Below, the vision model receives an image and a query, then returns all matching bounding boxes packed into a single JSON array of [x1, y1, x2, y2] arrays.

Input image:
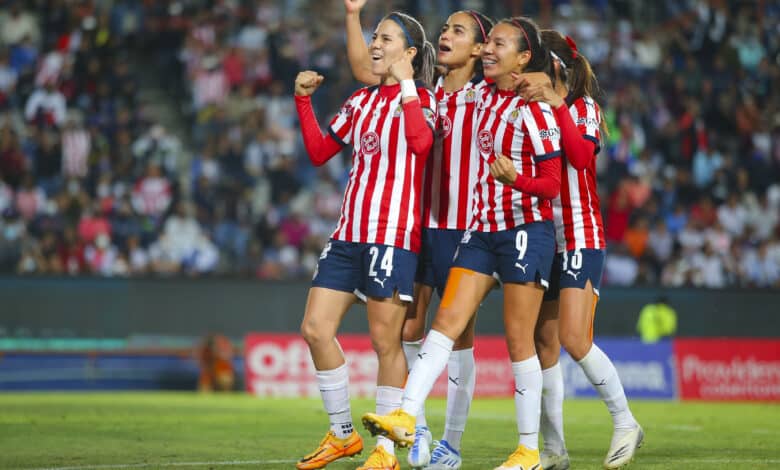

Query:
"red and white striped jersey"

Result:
[[328, 83, 436, 253], [553, 95, 606, 252], [422, 76, 487, 230], [471, 87, 561, 232]]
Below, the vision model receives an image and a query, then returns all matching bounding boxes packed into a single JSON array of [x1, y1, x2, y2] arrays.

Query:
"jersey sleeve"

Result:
[[572, 97, 601, 152], [327, 89, 363, 146], [522, 101, 562, 163]]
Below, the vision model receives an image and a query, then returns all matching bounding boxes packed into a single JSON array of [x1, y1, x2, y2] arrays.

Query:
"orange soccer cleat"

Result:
[[356, 446, 401, 470], [296, 430, 364, 469]]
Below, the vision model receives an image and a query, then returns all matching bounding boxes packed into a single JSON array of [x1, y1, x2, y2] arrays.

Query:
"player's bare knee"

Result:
[[300, 319, 330, 347], [370, 335, 401, 358], [402, 322, 424, 342], [560, 331, 590, 361]]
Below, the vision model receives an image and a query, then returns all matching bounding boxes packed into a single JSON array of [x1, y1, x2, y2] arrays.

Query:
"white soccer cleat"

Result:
[[603, 424, 644, 469], [541, 450, 570, 470], [426, 440, 462, 469], [407, 425, 433, 468]]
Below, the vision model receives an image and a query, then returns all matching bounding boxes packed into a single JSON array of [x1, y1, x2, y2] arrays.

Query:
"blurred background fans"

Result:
[[0, 0, 776, 288]]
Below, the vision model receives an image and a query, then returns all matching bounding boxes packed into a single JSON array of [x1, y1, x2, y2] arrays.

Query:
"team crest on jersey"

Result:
[[465, 89, 477, 103], [393, 104, 403, 117], [508, 109, 521, 122], [478, 129, 493, 157], [437, 114, 452, 138], [360, 131, 380, 156]]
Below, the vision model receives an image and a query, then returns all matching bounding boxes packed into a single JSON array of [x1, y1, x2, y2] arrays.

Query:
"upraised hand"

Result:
[[344, 0, 367, 14], [294, 71, 324, 97], [489, 154, 518, 185]]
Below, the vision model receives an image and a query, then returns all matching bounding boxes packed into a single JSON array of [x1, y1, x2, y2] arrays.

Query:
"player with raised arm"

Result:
[[293, 10, 436, 470], [362, 17, 563, 470], [344, 1, 494, 468], [516, 31, 643, 470]]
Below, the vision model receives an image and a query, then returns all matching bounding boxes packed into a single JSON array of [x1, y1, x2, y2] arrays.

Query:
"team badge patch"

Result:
[[437, 114, 452, 138], [360, 131, 380, 156], [508, 108, 521, 122], [465, 89, 477, 103], [423, 107, 436, 126], [478, 129, 494, 162]]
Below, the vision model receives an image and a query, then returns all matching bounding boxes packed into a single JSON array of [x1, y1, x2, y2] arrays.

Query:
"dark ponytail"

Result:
[[385, 12, 436, 87], [540, 29, 607, 136], [540, 29, 602, 103], [499, 16, 552, 77]]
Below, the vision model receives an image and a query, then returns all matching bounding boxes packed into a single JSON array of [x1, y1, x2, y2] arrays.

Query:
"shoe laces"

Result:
[[430, 440, 458, 462]]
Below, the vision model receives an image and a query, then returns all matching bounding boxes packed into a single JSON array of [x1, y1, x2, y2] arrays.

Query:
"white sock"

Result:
[[376, 386, 403, 454], [316, 363, 353, 438], [401, 330, 454, 417], [578, 344, 637, 429], [512, 356, 542, 450], [443, 348, 475, 450], [540, 362, 566, 454], [403, 339, 427, 428]]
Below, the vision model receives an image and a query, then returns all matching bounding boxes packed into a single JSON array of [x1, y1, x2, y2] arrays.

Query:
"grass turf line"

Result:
[[0, 392, 778, 469]]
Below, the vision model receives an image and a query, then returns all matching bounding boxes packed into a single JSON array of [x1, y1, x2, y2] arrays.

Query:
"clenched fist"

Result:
[[489, 154, 518, 185], [295, 71, 324, 97]]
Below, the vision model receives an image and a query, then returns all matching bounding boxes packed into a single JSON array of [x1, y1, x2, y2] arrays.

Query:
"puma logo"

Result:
[[593, 379, 607, 386], [448, 376, 459, 386], [515, 387, 526, 396], [417, 352, 427, 360], [566, 270, 581, 280], [373, 277, 386, 288], [515, 262, 528, 274]]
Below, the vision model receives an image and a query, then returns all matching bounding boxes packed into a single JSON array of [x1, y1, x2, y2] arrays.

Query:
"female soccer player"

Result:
[[363, 17, 562, 470], [344, 1, 493, 467], [293, 10, 436, 470], [517, 31, 643, 470]]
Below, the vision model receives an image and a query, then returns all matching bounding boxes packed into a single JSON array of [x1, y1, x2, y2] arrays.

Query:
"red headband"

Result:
[[467, 11, 487, 42], [510, 20, 532, 60], [565, 35, 578, 59]]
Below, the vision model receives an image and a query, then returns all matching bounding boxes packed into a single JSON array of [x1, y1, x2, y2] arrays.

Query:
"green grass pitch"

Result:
[[0, 392, 778, 469]]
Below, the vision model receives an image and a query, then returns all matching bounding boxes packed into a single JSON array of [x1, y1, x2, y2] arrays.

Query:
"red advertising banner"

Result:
[[244, 333, 513, 398], [674, 338, 780, 401]]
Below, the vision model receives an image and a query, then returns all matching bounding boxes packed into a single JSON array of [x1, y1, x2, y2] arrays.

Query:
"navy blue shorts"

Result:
[[415, 228, 465, 297], [543, 248, 605, 301], [452, 221, 555, 288], [312, 239, 418, 302]]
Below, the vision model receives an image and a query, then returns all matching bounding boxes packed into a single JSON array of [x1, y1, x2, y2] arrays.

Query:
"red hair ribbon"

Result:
[[565, 35, 578, 59]]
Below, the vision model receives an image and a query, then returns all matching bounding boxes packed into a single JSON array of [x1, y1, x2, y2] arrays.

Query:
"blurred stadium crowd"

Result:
[[0, 0, 778, 288]]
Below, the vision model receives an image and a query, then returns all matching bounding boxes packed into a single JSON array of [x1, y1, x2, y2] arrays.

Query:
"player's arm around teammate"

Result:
[[294, 9, 436, 470], [363, 17, 564, 470], [517, 31, 644, 470]]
